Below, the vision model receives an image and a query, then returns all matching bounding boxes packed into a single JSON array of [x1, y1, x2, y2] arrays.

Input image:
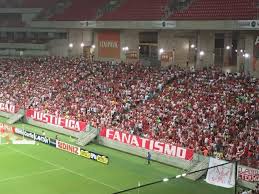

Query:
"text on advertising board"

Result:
[[80, 149, 109, 165], [56, 140, 80, 155]]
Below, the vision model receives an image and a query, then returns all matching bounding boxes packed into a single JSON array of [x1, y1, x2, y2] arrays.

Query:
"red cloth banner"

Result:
[[26, 109, 87, 132], [0, 102, 17, 113], [100, 128, 194, 160]]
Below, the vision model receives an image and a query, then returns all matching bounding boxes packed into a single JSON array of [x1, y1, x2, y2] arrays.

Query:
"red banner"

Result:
[[100, 128, 194, 160], [0, 102, 17, 114], [98, 31, 120, 59], [26, 109, 87, 132], [0, 122, 15, 133]]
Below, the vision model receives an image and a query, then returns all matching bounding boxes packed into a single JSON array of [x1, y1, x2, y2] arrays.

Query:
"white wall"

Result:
[[158, 31, 197, 68], [196, 31, 215, 69], [47, 39, 69, 57], [47, 29, 93, 57], [120, 30, 139, 61]]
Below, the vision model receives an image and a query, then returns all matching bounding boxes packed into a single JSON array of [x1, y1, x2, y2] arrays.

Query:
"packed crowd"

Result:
[[0, 57, 258, 168], [0, 57, 173, 122], [113, 70, 259, 168]]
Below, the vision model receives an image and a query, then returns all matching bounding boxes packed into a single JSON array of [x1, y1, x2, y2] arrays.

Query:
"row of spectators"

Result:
[[0, 57, 258, 168]]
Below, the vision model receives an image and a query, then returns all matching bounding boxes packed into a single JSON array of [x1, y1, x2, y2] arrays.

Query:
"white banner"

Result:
[[205, 158, 235, 188]]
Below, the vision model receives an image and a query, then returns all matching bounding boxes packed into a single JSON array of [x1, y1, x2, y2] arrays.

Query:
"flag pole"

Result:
[[234, 160, 238, 194]]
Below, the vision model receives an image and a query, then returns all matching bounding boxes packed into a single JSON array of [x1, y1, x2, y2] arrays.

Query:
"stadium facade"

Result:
[[0, 0, 258, 77]]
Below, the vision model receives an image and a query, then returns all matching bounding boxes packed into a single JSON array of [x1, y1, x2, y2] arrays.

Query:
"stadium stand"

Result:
[[50, 0, 110, 21], [99, 0, 169, 21], [169, 0, 258, 20], [0, 57, 258, 168], [0, 13, 24, 27]]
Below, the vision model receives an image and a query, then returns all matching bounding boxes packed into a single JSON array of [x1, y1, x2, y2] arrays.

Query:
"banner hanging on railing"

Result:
[[99, 128, 193, 160], [205, 158, 235, 188], [25, 109, 87, 132], [238, 165, 259, 182], [0, 102, 17, 114]]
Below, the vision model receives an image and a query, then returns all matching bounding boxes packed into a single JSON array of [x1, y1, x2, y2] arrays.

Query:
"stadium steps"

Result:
[[6, 109, 25, 125], [186, 157, 209, 180], [76, 125, 98, 146]]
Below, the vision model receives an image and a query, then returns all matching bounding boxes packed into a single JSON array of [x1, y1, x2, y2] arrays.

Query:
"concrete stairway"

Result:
[[76, 125, 98, 146], [186, 157, 210, 180], [6, 109, 25, 125]]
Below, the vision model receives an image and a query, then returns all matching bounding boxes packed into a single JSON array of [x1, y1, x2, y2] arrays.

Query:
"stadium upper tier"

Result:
[[0, 0, 257, 20], [0, 57, 258, 168], [98, 0, 169, 21], [50, 0, 110, 21], [169, 0, 258, 20], [48, 0, 258, 21]]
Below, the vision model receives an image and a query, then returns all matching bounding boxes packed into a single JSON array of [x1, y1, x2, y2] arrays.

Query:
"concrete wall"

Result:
[[0, 111, 13, 118], [47, 39, 69, 57], [47, 30, 93, 57], [120, 30, 139, 61], [158, 31, 190, 67], [196, 31, 215, 69], [68, 30, 93, 56], [97, 136, 205, 169]]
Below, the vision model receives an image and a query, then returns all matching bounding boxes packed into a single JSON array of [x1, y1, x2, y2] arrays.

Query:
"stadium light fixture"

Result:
[[199, 51, 205, 56], [163, 178, 169, 182], [190, 44, 195, 48], [122, 47, 129, 51], [80, 42, 85, 48], [159, 48, 164, 54], [244, 53, 250, 58], [69, 43, 73, 48], [226, 46, 230, 50], [240, 49, 243, 53], [91, 45, 96, 49]]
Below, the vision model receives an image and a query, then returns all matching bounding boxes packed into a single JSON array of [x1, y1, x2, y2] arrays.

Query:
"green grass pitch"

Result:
[[0, 117, 233, 194]]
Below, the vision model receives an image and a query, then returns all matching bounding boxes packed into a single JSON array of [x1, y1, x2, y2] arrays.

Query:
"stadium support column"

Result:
[[196, 31, 215, 70], [244, 34, 254, 76], [237, 38, 245, 73], [195, 31, 200, 70], [224, 33, 232, 66]]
